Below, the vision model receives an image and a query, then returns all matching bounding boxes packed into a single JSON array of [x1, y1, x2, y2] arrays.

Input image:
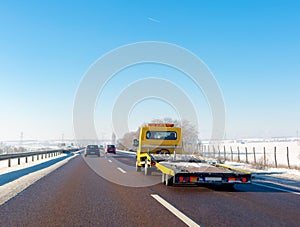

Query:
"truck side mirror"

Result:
[[133, 139, 139, 147]]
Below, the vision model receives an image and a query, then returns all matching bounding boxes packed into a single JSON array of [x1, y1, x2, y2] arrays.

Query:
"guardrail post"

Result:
[[25, 156, 28, 163], [287, 147, 290, 169], [18, 157, 20, 165], [37, 154, 39, 160], [218, 146, 221, 159], [245, 147, 248, 163], [230, 146, 233, 161], [237, 146, 240, 162], [8, 159, 11, 167], [223, 146, 226, 160], [213, 146, 216, 158], [274, 146, 277, 168]]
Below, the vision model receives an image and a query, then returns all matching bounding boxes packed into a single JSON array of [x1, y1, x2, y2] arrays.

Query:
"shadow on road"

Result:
[[0, 153, 74, 186]]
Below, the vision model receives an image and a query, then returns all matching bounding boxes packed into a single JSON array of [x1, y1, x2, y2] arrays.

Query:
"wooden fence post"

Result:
[[263, 147, 266, 166], [287, 147, 290, 169], [274, 146, 277, 168]]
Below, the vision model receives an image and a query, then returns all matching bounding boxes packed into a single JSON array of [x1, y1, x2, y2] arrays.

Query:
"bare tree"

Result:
[[117, 129, 139, 150]]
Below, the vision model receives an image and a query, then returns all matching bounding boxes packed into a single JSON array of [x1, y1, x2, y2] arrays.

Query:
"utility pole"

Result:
[[112, 132, 116, 144], [20, 131, 23, 145]]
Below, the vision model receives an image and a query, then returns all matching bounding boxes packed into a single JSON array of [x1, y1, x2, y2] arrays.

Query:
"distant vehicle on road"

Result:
[[105, 145, 116, 154], [84, 145, 100, 157]]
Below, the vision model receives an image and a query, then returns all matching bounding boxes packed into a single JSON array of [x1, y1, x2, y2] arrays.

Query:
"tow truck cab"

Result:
[[135, 123, 182, 169]]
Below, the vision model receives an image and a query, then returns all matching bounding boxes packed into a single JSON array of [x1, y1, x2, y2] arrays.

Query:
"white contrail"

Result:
[[148, 17, 160, 23]]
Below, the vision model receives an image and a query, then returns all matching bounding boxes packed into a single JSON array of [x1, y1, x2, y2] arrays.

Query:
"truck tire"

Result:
[[220, 184, 235, 191], [165, 175, 173, 186], [136, 161, 141, 172], [162, 173, 166, 183], [145, 160, 150, 176]]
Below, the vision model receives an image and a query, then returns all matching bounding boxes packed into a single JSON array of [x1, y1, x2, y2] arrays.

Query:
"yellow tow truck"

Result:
[[134, 123, 252, 187]]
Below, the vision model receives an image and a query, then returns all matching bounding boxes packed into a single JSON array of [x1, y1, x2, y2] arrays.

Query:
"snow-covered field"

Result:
[[201, 139, 300, 169], [0, 140, 79, 155]]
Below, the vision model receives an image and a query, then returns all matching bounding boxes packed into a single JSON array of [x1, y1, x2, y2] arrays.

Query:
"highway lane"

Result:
[[0, 152, 299, 226], [112, 151, 300, 226], [0, 154, 187, 227]]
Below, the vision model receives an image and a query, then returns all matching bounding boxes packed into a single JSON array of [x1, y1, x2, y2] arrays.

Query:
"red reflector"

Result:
[[151, 161, 156, 166], [228, 177, 236, 182], [190, 176, 198, 183], [179, 176, 189, 183], [241, 177, 247, 183]]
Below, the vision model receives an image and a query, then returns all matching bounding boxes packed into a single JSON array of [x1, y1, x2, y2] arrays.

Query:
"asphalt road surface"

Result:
[[0, 151, 300, 227]]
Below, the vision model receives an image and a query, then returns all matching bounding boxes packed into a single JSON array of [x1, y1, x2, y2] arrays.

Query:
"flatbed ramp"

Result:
[[158, 162, 233, 174]]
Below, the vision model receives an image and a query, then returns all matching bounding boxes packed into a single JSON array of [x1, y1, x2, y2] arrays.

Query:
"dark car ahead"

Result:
[[85, 145, 100, 157], [105, 144, 116, 154]]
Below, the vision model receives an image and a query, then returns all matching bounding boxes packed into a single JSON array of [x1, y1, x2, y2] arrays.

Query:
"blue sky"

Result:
[[0, 0, 299, 140]]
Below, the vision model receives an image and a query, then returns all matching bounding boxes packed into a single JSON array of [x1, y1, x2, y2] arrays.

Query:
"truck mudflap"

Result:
[[174, 172, 252, 185]]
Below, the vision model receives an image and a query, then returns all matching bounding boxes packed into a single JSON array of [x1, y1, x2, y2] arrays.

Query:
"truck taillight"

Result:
[[228, 177, 236, 182], [190, 176, 198, 183], [241, 177, 247, 183], [179, 176, 189, 183]]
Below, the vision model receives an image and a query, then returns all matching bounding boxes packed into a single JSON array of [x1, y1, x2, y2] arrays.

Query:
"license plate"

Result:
[[205, 177, 222, 182]]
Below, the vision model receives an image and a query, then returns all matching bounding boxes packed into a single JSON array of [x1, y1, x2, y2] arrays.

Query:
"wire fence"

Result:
[[196, 142, 300, 169]]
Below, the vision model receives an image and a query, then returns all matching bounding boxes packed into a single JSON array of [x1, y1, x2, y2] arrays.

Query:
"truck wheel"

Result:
[[145, 161, 150, 176], [221, 184, 235, 191], [165, 175, 173, 186], [136, 161, 141, 172], [162, 173, 166, 183]]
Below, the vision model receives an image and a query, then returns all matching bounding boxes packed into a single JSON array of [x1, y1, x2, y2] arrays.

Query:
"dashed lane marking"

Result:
[[117, 167, 126, 173], [151, 194, 201, 227]]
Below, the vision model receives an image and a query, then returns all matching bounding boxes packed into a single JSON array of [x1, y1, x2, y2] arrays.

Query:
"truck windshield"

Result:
[[146, 131, 177, 140]]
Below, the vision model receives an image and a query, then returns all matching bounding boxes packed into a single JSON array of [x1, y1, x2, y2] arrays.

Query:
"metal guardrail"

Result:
[[0, 148, 80, 167]]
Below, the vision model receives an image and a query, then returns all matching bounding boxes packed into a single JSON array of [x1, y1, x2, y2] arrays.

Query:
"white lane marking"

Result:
[[253, 182, 300, 195], [108, 159, 112, 163], [117, 167, 126, 173], [151, 194, 200, 227]]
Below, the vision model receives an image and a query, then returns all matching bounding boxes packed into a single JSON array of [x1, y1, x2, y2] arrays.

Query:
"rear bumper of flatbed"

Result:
[[156, 162, 252, 185]]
